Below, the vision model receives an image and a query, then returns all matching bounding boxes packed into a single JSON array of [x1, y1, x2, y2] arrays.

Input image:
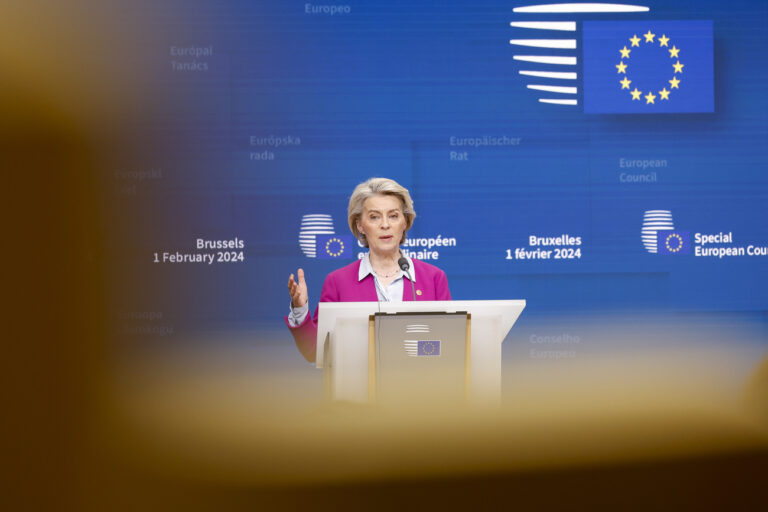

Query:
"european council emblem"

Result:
[[583, 21, 713, 113], [315, 234, 354, 259], [403, 339, 441, 357], [657, 231, 691, 255]]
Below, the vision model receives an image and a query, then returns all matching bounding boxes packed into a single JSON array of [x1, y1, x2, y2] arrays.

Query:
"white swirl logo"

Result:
[[641, 210, 674, 253], [510, 2, 650, 107], [298, 214, 334, 258], [404, 324, 432, 357]]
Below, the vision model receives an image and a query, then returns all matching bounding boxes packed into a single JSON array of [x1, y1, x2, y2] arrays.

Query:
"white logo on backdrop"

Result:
[[509, 2, 650, 106], [641, 210, 674, 253], [299, 214, 335, 258]]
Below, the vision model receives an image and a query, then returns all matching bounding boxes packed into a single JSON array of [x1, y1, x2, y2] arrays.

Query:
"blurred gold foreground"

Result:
[[87, 332, 768, 509]]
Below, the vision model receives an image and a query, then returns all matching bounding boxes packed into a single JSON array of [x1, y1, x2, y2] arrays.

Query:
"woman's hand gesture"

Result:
[[288, 268, 308, 308]]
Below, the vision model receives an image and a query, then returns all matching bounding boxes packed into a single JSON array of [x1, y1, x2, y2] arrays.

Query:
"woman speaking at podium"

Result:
[[285, 177, 451, 362]]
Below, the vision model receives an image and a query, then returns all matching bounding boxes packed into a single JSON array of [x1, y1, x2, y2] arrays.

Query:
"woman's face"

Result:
[[356, 194, 407, 256]]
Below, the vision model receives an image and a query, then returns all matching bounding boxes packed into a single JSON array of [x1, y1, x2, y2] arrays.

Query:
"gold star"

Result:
[[620, 46, 631, 59], [669, 76, 681, 89], [669, 45, 680, 58], [631, 88, 642, 100], [658, 34, 670, 47], [616, 61, 628, 74], [659, 88, 670, 100], [673, 61, 685, 73], [630, 34, 641, 47], [644, 30, 655, 43], [645, 91, 656, 104], [620, 77, 632, 89]]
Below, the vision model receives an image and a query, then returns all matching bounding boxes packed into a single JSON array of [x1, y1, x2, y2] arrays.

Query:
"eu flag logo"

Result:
[[583, 21, 713, 113], [417, 340, 441, 357], [315, 234, 354, 259], [657, 231, 691, 255]]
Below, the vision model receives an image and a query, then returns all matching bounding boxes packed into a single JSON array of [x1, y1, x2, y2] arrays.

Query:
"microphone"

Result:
[[398, 256, 416, 301]]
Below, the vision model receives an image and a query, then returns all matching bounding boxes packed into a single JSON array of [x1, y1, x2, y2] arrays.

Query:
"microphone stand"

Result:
[[398, 256, 416, 301]]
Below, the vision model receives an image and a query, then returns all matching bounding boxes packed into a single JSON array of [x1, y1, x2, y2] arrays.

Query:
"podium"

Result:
[[316, 300, 526, 405]]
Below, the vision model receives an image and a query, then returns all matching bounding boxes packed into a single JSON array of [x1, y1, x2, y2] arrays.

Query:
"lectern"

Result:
[[316, 300, 526, 405]]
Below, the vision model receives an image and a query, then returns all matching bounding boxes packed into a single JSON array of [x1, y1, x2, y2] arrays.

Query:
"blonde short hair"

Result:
[[348, 177, 416, 247]]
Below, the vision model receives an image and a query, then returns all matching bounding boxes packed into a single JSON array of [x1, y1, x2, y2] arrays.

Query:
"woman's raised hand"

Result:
[[288, 268, 308, 308]]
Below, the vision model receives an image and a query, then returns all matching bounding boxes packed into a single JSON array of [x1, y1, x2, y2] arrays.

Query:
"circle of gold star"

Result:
[[325, 237, 345, 257], [617, 31, 684, 104]]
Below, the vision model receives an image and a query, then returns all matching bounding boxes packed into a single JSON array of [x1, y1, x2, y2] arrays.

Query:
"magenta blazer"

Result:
[[284, 258, 451, 362]]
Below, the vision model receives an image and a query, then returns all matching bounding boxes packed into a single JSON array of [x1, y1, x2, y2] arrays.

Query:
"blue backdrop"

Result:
[[110, 0, 768, 339]]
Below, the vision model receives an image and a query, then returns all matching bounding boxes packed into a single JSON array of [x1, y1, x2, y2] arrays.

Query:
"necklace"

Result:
[[373, 268, 398, 278], [371, 257, 399, 279]]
